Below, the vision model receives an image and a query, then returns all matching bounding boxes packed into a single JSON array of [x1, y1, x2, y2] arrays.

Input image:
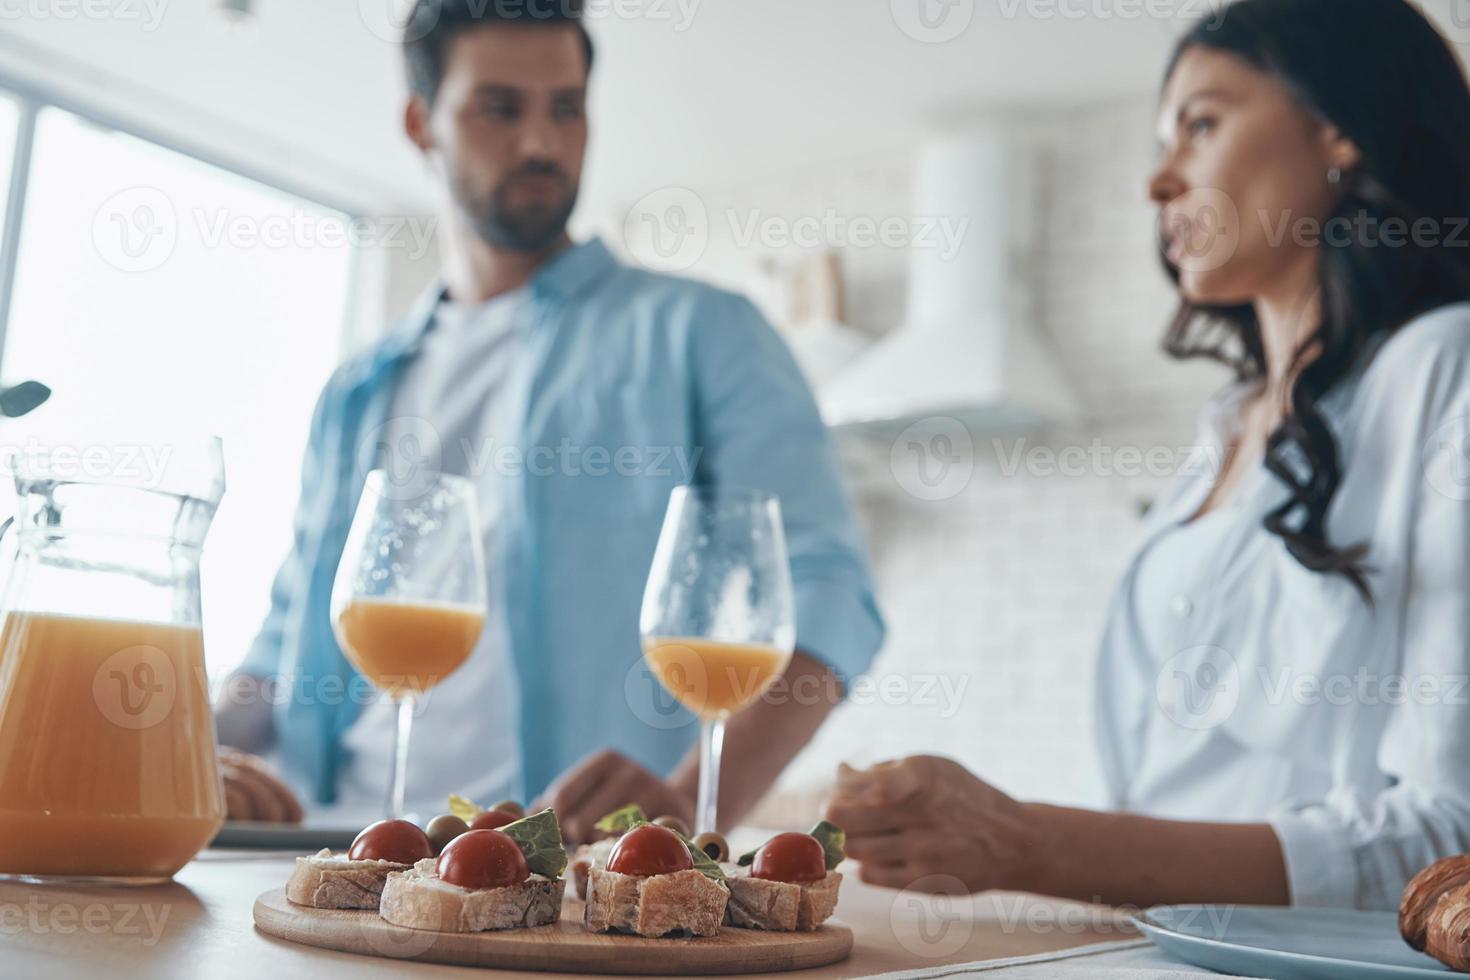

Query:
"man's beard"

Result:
[[454, 160, 579, 253]]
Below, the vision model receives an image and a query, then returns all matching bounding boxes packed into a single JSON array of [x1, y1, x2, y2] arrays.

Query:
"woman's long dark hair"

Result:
[[1163, 0, 1470, 600]]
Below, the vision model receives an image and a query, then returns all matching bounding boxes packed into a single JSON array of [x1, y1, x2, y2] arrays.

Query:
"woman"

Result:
[[828, 0, 1470, 911]]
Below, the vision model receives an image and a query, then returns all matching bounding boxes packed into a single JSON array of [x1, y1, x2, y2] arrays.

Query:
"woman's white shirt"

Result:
[[1095, 302, 1470, 910]]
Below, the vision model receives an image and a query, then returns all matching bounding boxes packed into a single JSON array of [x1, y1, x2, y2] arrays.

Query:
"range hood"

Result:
[[819, 124, 1080, 435]]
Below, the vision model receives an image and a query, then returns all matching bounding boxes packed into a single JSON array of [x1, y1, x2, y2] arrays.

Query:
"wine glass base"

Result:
[[0, 872, 172, 887]]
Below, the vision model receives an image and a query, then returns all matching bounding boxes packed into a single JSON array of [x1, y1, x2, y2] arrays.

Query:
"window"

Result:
[[0, 96, 17, 239], [0, 101, 355, 677]]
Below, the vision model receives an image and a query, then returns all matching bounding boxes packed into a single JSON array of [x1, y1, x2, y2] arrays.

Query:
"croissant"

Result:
[[1401, 855, 1470, 970], [1428, 887, 1470, 973]]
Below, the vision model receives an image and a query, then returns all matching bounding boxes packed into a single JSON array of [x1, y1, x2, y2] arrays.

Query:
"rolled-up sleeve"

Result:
[[1268, 800, 1374, 907], [687, 292, 885, 687], [1268, 474, 1470, 908]]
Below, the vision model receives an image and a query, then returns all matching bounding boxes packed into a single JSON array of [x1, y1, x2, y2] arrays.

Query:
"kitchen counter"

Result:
[[0, 844, 1139, 979]]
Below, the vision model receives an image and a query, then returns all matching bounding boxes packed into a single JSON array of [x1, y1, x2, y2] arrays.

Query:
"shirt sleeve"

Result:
[[686, 290, 886, 688], [236, 368, 341, 680], [1267, 309, 1470, 908]]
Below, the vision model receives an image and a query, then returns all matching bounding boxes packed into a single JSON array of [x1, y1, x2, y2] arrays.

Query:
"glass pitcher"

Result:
[[0, 439, 226, 884]]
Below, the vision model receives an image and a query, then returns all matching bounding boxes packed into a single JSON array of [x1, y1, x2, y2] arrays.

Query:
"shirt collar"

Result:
[[372, 282, 447, 366], [374, 236, 617, 368], [527, 236, 618, 304]]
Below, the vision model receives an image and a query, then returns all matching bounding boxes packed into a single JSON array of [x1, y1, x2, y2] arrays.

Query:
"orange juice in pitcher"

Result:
[[0, 440, 226, 883]]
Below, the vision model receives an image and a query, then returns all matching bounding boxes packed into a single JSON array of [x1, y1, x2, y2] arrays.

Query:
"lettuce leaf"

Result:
[[684, 834, 726, 883], [448, 793, 484, 823], [499, 808, 568, 879], [593, 804, 647, 834], [809, 820, 846, 870]]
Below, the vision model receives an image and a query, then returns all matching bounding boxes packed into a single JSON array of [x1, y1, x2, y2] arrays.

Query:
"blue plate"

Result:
[[1132, 905, 1453, 979]]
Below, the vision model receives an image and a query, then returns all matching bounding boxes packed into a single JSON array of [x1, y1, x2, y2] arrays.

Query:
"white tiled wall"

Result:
[[720, 97, 1233, 823]]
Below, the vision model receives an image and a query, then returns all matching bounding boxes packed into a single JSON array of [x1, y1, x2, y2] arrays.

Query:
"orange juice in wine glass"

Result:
[[335, 598, 484, 697], [332, 470, 488, 817], [640, 485, 795, 835], [641, 636, 791, 719]]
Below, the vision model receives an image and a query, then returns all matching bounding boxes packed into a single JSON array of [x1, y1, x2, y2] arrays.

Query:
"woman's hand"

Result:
[[823, 756, 1043, 894], [218, 748, 304, 824]]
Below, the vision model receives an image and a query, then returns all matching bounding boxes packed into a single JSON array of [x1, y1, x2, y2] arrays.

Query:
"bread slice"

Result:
[[285, 848, 410, 910], [722, 866, 842, 931], [379, 858, 565, 932], [570, 838, 617, 900], [583, 867, 729, 937]]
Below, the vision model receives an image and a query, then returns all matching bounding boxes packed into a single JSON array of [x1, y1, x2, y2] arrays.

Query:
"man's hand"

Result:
[[219, 748, 304, 824], [823, 756, 1041, 894], [533, 749, 694, 845]]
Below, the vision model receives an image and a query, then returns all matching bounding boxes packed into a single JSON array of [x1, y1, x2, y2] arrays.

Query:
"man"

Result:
[[216, 0, 883, 842]]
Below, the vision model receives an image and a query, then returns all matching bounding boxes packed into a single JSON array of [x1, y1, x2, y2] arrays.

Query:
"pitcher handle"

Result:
[[0, 516, 14, 597]]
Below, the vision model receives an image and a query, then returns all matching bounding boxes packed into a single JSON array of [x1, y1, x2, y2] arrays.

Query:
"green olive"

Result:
[[692, 831, 729, 863], [652, 815, 691, 838], [489, 800, 526, 819], [425, 814, 469, 854]]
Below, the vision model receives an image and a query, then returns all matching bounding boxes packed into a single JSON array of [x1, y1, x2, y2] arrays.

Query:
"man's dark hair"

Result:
[[404, 0, 595, 103]]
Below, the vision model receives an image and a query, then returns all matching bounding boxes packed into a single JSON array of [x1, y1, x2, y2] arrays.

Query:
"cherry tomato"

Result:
[[436, 830, 530, 889], [606, 824, 694, 877], [751, 832, 827, 884], [347, 819, 435, 864], [468, 809, 517, 831]]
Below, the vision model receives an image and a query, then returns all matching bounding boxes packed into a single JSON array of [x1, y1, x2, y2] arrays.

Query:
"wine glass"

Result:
[[639, 485, 796, 835], [331, 469, 487, 817]]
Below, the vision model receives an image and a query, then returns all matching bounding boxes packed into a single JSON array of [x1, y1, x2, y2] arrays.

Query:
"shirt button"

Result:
[[1170, 596, 1194, 618]]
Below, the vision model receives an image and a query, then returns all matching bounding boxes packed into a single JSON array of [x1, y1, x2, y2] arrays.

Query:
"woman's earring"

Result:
[[1327, 166, 1343, 185]]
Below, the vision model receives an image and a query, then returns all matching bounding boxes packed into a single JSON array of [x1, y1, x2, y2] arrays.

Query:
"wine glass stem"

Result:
[[696, 715, 726, 835], [388, 696, 415, 818]]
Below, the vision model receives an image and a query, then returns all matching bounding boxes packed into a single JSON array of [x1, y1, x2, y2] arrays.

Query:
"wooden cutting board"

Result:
[[253, 888, 853, 975]]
